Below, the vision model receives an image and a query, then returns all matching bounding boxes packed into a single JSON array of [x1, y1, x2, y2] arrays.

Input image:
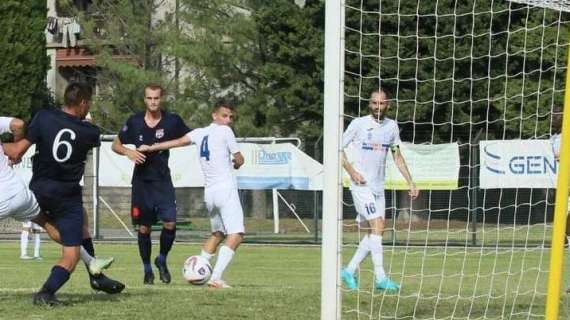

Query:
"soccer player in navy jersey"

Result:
[[0, 116, 115, 284], [3, 82, 124, 305], [112, 84, 190, 285]]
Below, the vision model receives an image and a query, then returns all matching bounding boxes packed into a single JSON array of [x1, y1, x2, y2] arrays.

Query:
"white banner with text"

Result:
[[98, 142, 324, 190], [479, 140, 557, 189]]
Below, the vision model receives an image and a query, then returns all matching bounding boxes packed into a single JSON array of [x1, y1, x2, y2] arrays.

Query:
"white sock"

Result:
[[368, 234, 386, 281], [211, 246, 235, 281], [346, 235, 370, 274], [20, 230, 29, 257], [33, 233, 41, 257], [567, 236, 570, 255], [80, 246, 94, 265], [201, 249, 214, 262]]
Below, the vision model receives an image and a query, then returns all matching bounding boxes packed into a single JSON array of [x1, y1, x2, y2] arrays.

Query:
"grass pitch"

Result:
[[0, 241, 568, 319], [0, 242, 320, 320]]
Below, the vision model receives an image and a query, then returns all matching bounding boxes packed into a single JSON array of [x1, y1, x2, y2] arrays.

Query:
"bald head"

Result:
[[368, 89, 389, 121]]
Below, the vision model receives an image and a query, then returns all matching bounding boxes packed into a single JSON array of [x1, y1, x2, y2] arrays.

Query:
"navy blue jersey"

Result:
[[118, 111, 190, 181], [26, 108, 100, 199]]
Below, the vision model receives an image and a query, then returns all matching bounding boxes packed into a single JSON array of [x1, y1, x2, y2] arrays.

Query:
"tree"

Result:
[[0, 0, 50, 120], [79, 0, 326, 147], [344, 0, 568, 143], [163, 0, 325, 150], [77, 0, 165, 133]]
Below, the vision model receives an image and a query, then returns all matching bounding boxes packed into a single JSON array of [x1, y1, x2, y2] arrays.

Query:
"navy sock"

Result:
[[143, 263, 153, 274], [41, 266, 70, 294], [159, 227, 176, 263], [138, 231, 152, 266], [82, 238, 95, 256]]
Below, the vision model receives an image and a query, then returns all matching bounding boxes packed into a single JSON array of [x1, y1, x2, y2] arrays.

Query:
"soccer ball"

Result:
[[182, 255, 212, 285]]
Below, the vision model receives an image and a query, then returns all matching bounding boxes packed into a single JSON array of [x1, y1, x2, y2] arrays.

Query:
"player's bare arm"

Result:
[[138, 135, 192, 153], [3, 138, 32, 164], [342, 150, 366, 185], [111, 136, 146, 164], [391, 146, 419, 199], [232, 152, 244, 169], [9, 118, 25, 141]]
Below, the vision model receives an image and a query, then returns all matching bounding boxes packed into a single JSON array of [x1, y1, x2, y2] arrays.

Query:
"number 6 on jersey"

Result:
[[52, 128, 76, 163]]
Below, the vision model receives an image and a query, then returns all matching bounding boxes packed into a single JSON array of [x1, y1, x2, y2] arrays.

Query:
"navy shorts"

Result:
[[33, 193, 84, 246], [131, 179, 177, 226]]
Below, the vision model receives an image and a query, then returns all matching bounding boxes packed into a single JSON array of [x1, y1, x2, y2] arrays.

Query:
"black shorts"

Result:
[[34, 193, 83, 246], [131, 179, 177, 226]]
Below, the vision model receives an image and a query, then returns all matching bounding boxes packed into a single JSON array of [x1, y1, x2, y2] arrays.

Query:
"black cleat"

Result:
[[33, 291, 62, 306], [144, 271, 155, 285], [154, 257, 171, 284], [90, 273, 125, 294]]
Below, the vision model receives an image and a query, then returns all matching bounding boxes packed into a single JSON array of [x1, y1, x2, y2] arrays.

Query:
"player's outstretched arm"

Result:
[[111, 137, 146, 164], [3, 139, 32, 164], [140, 135, 192, 153], [392, 146, 419, 199]]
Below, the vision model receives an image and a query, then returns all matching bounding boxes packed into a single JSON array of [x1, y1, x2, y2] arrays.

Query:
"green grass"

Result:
[[0, 242, 320, 320], [0, 242, 568, 319]]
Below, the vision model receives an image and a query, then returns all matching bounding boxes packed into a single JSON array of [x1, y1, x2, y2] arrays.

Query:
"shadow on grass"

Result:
[[5, 290, 156, 308]]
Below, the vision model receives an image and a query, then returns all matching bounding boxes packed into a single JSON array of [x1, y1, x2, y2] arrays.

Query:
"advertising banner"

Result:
[[98, 142, 324, 190], [479, 140, 557, 189]]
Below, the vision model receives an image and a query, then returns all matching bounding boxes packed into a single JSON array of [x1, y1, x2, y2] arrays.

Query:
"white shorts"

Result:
[[351, 188, 386, 223], [22, 221, 43, 231], [0, 188, 40, 222], [204, 186, 245, 235]]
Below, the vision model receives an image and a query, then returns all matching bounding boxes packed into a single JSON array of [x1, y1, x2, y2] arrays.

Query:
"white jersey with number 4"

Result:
[[0, 117, 26, 202], [187, 123, 240, 190], [342, 115, 401, 194]]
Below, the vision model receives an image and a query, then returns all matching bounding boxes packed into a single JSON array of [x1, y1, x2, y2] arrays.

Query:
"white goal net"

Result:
[[323, 0, 570, 319]]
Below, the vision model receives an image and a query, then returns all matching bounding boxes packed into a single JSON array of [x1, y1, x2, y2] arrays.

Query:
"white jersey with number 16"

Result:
[[342, 115, 401, 194]]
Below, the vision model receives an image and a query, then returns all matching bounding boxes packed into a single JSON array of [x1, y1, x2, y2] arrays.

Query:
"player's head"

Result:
[[64, 82, 93, 120], [212, 100, 235, 126], [144, 84, 164, 113], [368, 89, 390, 121]]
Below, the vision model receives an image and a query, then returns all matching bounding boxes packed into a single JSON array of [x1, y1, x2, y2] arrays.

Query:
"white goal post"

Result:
[[322, 0, 344, 319]]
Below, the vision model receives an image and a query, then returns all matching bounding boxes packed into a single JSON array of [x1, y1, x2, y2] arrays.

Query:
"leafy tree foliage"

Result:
[[344, 0, 569, 143], [0, 0, 50, 120], [162, 0, 324, 147], [76, 0, 164, 133], [79, 0, 325, 146], [79, 0, 567, 145]]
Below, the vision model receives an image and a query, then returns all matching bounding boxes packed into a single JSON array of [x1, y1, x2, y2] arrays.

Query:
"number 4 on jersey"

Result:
[[200, 135, 210, 161]]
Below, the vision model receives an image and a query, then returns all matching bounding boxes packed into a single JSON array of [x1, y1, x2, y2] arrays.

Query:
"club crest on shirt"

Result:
[[155, 128, 165, 139]]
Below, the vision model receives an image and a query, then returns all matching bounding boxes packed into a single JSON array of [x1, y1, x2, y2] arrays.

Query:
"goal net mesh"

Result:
[[341, 1, 570, 319]]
